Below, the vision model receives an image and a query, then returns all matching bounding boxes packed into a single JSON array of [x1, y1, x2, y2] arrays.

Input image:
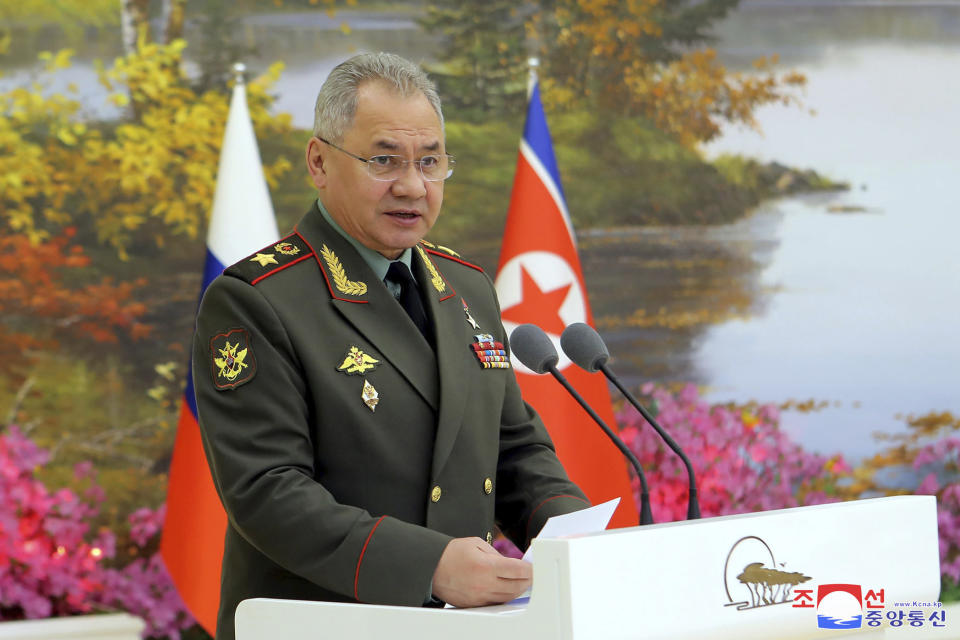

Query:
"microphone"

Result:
[[509, 324, 654, 526], [561, 322, 701, 520]]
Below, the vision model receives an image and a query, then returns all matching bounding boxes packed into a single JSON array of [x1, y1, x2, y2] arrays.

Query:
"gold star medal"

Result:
[[462, 298, 480, 330], [337, 346, 379, 375], [361, 379, 379, 412]]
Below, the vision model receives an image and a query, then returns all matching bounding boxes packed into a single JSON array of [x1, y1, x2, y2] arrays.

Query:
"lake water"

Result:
[[4, 1, 958, 463], [701, 1, 960, 461]]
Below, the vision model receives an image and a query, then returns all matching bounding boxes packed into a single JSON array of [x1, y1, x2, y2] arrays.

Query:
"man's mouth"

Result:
[[385, 209, 421, 220]]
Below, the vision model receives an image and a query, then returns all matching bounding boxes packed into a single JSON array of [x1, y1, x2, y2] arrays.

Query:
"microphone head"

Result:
[[509, 324, 559, 374], [560, 322, 609, 373]]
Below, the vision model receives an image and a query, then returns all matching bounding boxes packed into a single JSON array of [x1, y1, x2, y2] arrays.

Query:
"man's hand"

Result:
[[431, 537, 532, 607]]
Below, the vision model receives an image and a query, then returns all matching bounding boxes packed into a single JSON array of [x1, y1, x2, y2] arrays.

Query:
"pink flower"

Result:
[[0, 426, 194, 635]]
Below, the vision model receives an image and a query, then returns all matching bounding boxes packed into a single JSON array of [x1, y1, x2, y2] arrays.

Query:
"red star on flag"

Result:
[[501, 267, 572, 336]]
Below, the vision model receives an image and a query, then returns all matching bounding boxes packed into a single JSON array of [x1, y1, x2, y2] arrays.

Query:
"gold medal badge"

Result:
[[210, 328, 257, 390], [361, 379, 379, 412], [337, 346, 379, 375]]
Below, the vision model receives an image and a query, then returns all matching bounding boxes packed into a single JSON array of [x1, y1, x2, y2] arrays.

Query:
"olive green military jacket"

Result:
[[192, 204, 589, 640]]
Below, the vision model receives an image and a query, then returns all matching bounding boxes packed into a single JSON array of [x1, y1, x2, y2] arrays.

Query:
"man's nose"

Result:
[[390, 161, 427, 198]]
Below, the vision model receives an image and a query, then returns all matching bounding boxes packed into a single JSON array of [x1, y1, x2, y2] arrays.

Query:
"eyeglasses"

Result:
[[318, 137, 455, 182]]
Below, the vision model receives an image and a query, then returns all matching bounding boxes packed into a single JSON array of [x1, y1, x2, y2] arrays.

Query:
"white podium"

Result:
[[236, 496, 941, 639]]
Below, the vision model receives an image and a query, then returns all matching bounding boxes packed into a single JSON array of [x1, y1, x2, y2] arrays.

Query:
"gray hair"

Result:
[[312, 52, 444, 142]]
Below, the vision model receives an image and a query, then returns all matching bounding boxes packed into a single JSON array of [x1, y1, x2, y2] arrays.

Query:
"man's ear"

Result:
[[306, 137, 328, 190]]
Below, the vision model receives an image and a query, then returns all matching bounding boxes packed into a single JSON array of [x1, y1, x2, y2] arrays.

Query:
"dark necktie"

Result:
[[386, 261, 431, 344]]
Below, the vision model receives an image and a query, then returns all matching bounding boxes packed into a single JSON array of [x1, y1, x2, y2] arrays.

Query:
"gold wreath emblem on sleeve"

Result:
[[415, 245, 446, 294], [320, 244, 367, 296]]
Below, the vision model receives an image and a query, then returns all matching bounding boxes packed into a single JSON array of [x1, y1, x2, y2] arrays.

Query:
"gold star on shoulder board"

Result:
[[250, 253, 278, 267]]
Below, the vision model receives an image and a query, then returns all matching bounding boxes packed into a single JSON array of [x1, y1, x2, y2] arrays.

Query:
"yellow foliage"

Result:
[[39, 49, 76, 72], [1, 40, 293, 258], [0, 0, 117, 26], [532, 0, 806, 147], [0, 0, 116, 65]]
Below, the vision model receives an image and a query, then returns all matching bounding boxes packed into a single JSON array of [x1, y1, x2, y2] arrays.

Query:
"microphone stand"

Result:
[[599, 363, 701, 520], [545, 362, 654, 526]]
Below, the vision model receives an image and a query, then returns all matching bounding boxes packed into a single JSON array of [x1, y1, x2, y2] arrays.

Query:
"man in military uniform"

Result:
[[193, 52, 589, 640]]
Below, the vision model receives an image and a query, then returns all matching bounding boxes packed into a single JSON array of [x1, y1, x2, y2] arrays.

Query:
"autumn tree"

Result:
[[0, 230, 149, 370], [0, 16, 294, 503], [422, 0, 806, 147], [536, 0, 807, 146], [0, 0, 118, 56], [1, 44, 293, 257], [419, 0, 530, 120]]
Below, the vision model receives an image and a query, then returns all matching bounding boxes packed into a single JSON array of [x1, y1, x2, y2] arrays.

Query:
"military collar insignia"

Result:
[[320, 244, 368, 297], [471, 334, 510, 370], [337, 346, 379, 375], [415, 245, 446, 294], [210, 328, 257, 389], [250, 252, 278, 267], [420, 240, 461, 258]]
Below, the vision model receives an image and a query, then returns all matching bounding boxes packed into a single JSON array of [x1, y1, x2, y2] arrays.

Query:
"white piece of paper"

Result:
[[521, 497, 620, 563]]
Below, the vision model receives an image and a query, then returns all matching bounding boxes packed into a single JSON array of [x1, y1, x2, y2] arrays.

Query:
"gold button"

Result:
[[431, 485, 442, 503], [486, 531, 493, 544], [483, 478, 493, 495]]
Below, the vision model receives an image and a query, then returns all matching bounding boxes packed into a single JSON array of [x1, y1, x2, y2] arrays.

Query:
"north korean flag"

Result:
[[495, 77, 639, 527]]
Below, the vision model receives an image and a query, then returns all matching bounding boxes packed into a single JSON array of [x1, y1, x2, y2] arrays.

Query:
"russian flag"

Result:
[[161, 68, 280, 635], [494, 69, 638, 528]]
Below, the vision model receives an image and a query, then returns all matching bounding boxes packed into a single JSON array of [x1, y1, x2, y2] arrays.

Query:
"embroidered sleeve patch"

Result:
[[210, 328, 257, 390]]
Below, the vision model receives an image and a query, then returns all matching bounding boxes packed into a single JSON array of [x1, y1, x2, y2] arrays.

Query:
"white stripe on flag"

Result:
[[519, 139, 576, 246], [206, 80, 280, 266]]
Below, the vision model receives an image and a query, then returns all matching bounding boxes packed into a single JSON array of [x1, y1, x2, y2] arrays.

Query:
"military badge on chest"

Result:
[[336, 346, 381, 411], [462, 298, 511, 370]]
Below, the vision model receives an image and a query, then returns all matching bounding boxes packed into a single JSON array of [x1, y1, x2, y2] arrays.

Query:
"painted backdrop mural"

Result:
[[1, 0, 958, 635]]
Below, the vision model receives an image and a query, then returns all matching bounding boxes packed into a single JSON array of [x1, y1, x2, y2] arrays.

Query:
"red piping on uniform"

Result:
[[296, 231, 370, 304], [354, 515, 386, 601], [250, 253, 314, 286], [526, 494, 590, 541], [425, 248, 484, 273]]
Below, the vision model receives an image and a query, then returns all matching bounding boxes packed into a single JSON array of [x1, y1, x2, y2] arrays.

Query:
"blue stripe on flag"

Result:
[[523, 82, 567, 203], [184, 248, 227, 419], [202, 247, 227, 292]]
